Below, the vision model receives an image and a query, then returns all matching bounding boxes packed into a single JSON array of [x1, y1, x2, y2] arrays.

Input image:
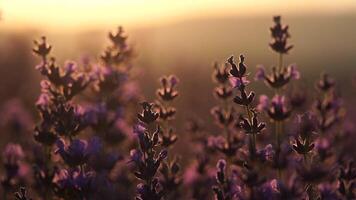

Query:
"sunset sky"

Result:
[[2, 0, 356, 32]]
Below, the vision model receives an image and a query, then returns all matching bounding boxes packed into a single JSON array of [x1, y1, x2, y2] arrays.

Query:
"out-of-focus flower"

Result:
[[289, 88, 307, 109], [259, 95, 291, 121], [212, 62, 230, 84], [255, 65, 266, 81], [0, 99, 33, 137], [257, 144, 275, 162], [213, 160, 245, 200], [257, 95, 269, 112], [1, 143, 27, 191], [56, 137, 101, 167], [2, 143, 24, 167], [296, 163, 330, 184], [255, 64, 300, 89], [269, 16, 293, 54], [53, 168, 95, 199], [316, 73, 335, 92], [211, 106, 235, 128]]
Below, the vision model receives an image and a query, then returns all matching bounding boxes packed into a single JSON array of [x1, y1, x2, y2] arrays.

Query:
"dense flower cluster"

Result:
[[0, 16, 355, 200]]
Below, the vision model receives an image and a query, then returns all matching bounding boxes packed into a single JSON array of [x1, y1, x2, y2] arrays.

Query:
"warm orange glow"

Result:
[[2, 0, 356, 32]]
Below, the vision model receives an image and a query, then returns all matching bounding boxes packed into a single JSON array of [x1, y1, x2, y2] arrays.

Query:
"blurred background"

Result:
[[0, 0, 356, 131]]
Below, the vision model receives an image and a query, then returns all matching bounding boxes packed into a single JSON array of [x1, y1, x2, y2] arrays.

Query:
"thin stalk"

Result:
[[278, 53, 283, 73], [275, 120, 282, 179], [223, 99, 231, 144], [245, 105, 256, 155]]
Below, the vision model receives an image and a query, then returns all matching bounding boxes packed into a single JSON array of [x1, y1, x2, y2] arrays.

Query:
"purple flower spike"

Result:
[[257, 95, 269, 112], [216, 159, 226, 172], [2, 143, 24, 165], [271, 95, 286, 110], [56, 138, 101, 167], [255, 65, 266, 81], [288, 64, 300, 80]]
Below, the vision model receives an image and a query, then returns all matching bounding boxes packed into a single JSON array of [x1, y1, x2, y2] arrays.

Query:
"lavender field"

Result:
[[0, 2, 356, 200]]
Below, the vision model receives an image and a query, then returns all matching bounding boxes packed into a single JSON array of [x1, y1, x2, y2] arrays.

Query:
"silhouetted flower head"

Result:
[[214, 85, 233, 100], [314, 91, 344, 132], [292, 113, 318, 155], [14, 187, 33, 200], [229, 55, 247, 78], [296, 112, 318, 139], [211, 106, 235, 128], [33, 36, 52, 59], [160, 128, 178, 148], [159, 157, 182, 197], [155, 102, 176, 121], [255, 64, 299, 89], [259, 95, 291, 121], [240, 111, 266, 135], [156, 75, 179, 101], [269, 16, 293, 54], [316, 73, 335, 92], [229, 55, 255, 106], [101, 26, 133, 65], [137, 102, 159, 124], [213, 62, 230, 84]]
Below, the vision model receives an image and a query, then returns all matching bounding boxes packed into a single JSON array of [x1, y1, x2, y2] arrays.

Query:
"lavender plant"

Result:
[[255, 16, 300, 178], [131, 102, 167, 200], [0, 15, 355, 200]]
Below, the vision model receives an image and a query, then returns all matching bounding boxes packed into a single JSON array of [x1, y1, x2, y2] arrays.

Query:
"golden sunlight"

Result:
[[2, 0, 356, 32]]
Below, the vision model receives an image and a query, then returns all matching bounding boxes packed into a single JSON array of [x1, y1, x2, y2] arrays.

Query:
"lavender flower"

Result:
[[213, 159, 244, 200], [53, 168, 95, 199], [156, 75, 179, 102], [132, 102, 168, 200], [292, 113, 317, 155], [1, 143, 26, 193], [259, 95, 291, 121], [56, 137, 101, 167], [14, 187, 33, 200], [269, 16, 293, 54]]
